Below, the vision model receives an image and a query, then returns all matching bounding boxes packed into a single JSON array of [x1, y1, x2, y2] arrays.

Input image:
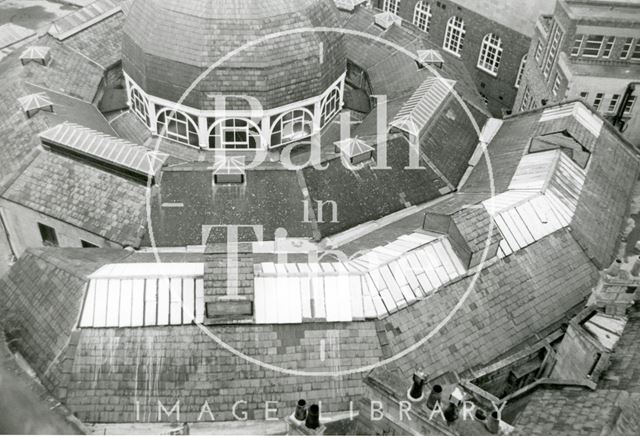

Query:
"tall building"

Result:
[[374, 0, 557, 115], [514, 0, 640, 146]]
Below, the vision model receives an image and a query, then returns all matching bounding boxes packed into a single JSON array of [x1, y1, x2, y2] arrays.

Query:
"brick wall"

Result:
[[376, 0, 532, 116]]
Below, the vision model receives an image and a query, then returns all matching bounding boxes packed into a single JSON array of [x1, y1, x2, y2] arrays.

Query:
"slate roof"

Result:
[[461, 103, 640, 267], [0, 34, 111, 191], [1, 152, 148, 247], [122, 0, 347, 111], [61, 11, 125, 69], [147, 163, 316, 246], [514, 388, 640, 436]]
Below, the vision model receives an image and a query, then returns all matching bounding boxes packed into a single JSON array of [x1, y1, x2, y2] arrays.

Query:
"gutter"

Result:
[[0, 207, 17, 265]]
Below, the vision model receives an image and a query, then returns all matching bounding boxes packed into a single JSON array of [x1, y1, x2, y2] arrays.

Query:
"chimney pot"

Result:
[[444, 402, 459, 425], [305, 404, 320, 430], [485, 410, 500, 434], [294, 399, 307, 422], [408, 370, 427, 401], [631, 258, 640, 277], [604, 259, 622, 277], [426, 384, 443, 410]]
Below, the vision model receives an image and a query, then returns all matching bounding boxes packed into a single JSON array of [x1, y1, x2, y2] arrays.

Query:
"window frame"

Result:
[[270, 109, 315, 149], [543, 24, 564, 79], [208, 118, 262, 150], [602, 36, 616, 58], [593, 93, 604, 111], [515, 54, 527, 89], [582, 35, 605, 58], [130, 88, 150, 127], [477, 33, 503, 76], [571, 35, 584, 57], [38, 223, 58, 247], [413, 1, 432, 33], [443, 16, 466, 57], [621, 37, 634, 60], [382, 0, 401, 15], [320, 88, 341, 127], [156, 109, 200, 147], [624, 95, 637, 116]]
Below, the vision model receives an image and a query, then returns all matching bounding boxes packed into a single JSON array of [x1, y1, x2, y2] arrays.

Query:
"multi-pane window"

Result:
[[515, 54, 527, 88], [593, 93, 604, 111], [602, 36, 615, 58], [535, 41, 544, 63], [38, 223, 58, 247], [543, 25, 564, 79], [520, 86, 531, 112], [321, 89, 341, 127], [383, 0, 400, 15], [580, 91, 590, 101], [270, 109, 314, 148], [571, 35, 583, 56], [582, 35, 604, 57], [130, 88, 149, 126], [608, 94, 621, 113], [443, 16, 465, 56], [621, 38, 634, 59], [413, 1, 431, 33], [552, 73, 562, 97], [477, 33, 503, 75], [632, 42, 640, 61], [157, 109, 199, 147], [624, 95, 637, 115], [208, 118, 261, 149]]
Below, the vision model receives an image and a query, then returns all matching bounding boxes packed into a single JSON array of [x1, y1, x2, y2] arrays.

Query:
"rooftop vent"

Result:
[[18, 92, 53, 118], [212, 156, 246, 185], [390, 77, 456, 136], [539, 102, 603, 138], [375, 11, 402, 30], [20, 46, 51, 66], [417, 50, 444, 69], [334, 137, 375, 165], [334, 0, 367, 12], [39, 122, 168, 180]]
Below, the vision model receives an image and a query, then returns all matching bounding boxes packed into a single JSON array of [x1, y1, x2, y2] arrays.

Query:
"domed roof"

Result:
[[122, 0, 347, 111]]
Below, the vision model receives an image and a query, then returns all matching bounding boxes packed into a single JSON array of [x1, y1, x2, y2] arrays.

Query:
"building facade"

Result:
[[374, 0, 556, 116], [514, 0, 640, 146]]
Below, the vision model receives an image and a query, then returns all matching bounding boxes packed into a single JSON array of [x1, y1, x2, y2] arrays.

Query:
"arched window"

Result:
[[130, 88, 149, 126], [208, 118, 262, 149], [515, 54, 527, 88], [321, 88, 341, 127], [270, 109, 314, 148], [477, 33, 503, 75], [413, 2, 431, 33], [443, 16, 465, 56], [383, 0, 400, 15], [156, 109, 199, 147]]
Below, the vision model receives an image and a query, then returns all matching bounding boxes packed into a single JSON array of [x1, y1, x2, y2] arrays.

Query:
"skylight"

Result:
[[18, 93, 53, 118], [417, 50, 444, 69], [39, 122, 168, 180], [391, 77, 456, 136], [19, 46, 51, 66], [79, 263, 205, 328], [212, 156, 246, 185], [334, 137, 375, 165], [375, 11, 402, 30]]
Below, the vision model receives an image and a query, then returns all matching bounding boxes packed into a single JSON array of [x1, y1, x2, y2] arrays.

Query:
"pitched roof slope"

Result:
[[376, 229, 598, 378], [2, 152, 148, 247], [0, 248, 129, 396]]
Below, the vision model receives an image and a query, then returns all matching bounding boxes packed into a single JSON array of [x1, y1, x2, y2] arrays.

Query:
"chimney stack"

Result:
[[408, 369, 427, 402], [426, 385, 443, 410], [485, 411, 500, 434], [305, 404, 320, 430], [295, 399, 307, 422], [604, 259, 622, 278]]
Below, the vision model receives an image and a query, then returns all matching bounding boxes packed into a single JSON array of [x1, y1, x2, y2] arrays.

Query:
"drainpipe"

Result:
[[612, 82, 639, 132], [0, 207, 17, 265]]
